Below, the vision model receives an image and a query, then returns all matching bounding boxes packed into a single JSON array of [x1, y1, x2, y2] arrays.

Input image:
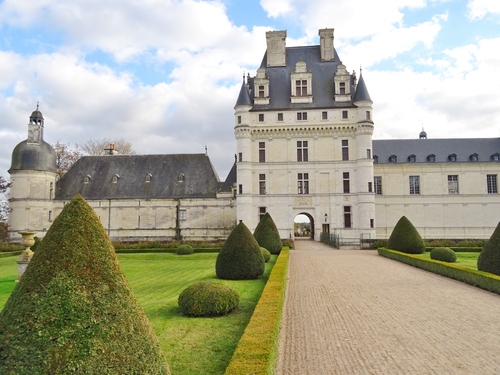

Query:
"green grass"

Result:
[[417, 252, 479, 269], [0, 253, 277, 375]]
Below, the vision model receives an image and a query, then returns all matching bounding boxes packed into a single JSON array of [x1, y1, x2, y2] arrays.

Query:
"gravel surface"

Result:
[[275, 240, 500, 375]]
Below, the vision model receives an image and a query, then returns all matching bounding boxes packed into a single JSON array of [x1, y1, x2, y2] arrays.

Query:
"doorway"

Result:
[[293, 213, 314, 239]]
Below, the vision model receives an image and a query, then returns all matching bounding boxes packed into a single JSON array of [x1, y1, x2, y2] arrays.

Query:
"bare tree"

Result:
[[0, 176, 11, 241], [52, 141, 83, 178], [81, 138, 136, 156]]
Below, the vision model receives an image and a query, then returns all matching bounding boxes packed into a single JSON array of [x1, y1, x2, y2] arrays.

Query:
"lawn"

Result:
[[0, 252, 277, 375], [416, 252, 479, 270]]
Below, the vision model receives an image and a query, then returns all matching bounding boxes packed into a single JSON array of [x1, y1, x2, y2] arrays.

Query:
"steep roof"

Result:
[[373, 138, 500, 164], [353, 73, 372, 103], [56, 154, 222, 200], [235, 77, 252, 107], [252, 46, 354, 110]]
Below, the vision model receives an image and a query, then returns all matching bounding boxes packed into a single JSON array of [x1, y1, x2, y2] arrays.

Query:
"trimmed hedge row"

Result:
[[115, 248, 221, 254], [377, 248, 500, 295], [224, 247, 289, 375]]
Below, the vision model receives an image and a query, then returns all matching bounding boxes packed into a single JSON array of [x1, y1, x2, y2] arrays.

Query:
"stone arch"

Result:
[[294, 212, 314, 240]]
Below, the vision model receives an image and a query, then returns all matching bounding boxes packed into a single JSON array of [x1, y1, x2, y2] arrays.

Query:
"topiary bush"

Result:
[[176, 244, 194, 255], [260, 247, 271, 263], [0, 195, 170, 375], [216, 221, 265, 280], [178, 281, 239, 317], [253, 212, 282, 254], [430, 247, 457, 263], [387, 216, 425, 254], [478, 222, 500, 276]]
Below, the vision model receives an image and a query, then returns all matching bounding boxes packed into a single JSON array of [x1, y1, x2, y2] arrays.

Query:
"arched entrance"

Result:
[[293, 213, 314, 240]]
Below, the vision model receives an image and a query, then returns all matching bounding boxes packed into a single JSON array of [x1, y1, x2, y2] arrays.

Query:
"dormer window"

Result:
[[470, 153, 478, 162], [389, 155, 397, 163], [491, 153, 500, 162], [408, 154, 416, 163], [427, 154, 436, 162], [448, 154, 457, 162], [373, 155, 379, 164], [258, 85, 265, 98], [333, 64, 351, 103], [339, 82, 346, 95], [145, 173, 152, 183], [84, 175, 91, 184], [290, 61, 313, 104], [177, 173, 185, 182], [112, 174, 120, 183], [254, 67, 270, 105]]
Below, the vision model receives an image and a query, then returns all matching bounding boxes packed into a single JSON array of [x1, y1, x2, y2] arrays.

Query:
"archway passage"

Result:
[[293, 213, 314, 239]]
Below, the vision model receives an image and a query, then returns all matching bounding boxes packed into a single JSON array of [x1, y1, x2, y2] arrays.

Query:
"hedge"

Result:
[[378, 248, 500, 295], [224, 247, 289, 375]]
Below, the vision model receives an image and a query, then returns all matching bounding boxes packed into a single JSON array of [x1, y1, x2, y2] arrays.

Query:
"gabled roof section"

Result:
[[353, 72, 372, 103], [221, 162, 237, 192], [56, 154, 222, 200], [234, 77, 252, 108], [254, 45, 346, 110], [373, 138, 500, 164]]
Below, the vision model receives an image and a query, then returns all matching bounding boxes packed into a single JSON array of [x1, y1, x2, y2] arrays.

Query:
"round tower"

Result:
[[8, 105, 58, 242]]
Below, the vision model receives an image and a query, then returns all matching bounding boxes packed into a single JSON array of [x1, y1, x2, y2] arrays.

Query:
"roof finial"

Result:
[[205, 145, 207, 155], [360, 65, 363, 75], [36, 101, 39, 111]]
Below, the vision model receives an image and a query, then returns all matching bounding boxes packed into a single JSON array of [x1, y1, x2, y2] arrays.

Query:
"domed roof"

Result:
[[419, 129, 427, 139], [30, 109, 44, 120], [10, 139, 57, 173]]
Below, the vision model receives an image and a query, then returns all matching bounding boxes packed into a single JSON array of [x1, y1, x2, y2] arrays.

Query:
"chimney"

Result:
[[319, 28, 334, 61], [105, 143, 118, 155], [266, 30, 287, 67]]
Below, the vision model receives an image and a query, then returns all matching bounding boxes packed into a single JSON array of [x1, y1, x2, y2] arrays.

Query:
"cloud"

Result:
[[467, 0, 500, 20], [260, 0, 294, 18]]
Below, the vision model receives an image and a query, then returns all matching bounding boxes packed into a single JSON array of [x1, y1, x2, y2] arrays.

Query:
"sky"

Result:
[[1, 0, 500, 184]]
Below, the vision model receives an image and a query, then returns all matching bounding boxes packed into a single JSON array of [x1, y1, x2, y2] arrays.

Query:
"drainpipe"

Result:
[[175, 199, 182, 240]]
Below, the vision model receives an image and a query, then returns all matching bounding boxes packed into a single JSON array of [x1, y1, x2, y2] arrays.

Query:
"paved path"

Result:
[[275, 240, 500, 375]]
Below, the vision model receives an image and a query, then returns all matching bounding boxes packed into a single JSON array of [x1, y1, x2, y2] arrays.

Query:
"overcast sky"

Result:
[[1, 0, 499, 182]]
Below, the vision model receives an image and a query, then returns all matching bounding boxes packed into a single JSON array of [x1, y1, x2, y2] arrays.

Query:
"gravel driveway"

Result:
[[275, 240, 500, 374]]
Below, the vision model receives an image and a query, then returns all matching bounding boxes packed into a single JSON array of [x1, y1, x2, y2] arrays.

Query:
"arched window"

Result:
[[145, 173, 152, 183], [427, 154, 436, 162], [389, 155, 397, 163], [469, 153, 478, 162], [448, 154, 457, 162], [177, 173, 185, 182], [408, 154, 416, 163], [112, 174, 120, 183]]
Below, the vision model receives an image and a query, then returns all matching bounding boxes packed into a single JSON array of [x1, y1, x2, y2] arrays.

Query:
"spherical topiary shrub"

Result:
[[216, 221, 265, 280], [253, 212, 282, 254], [178, 281, 239, 317], [430, 247, 457, 263], [261, 247, 271, 263], [387, 216, 425, 254], [478, 222, 500, 276], [176, 244, 194, 255]]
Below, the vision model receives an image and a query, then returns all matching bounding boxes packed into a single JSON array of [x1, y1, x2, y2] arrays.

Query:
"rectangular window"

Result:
[[259, 174, 266, 195], [367, 149, 371, 159], [409, 176, 420, 195], [343, 172, 350, 193], [258, 113, 264, 122], [298, 173, 309, 194], [448, 175, 459, 194], [259, 207, 267, 221], [297, 112, 307, 121], [259, 142, 265, 163], [322, 111, 328, 120], [297, 141, 309, 162], [342, 110, 348, 119], [344, 206, 352, 228], [238, 152, 242, 162], [370, 219, 374, 228], [278, 113, 283, 121], [237, 115, 241, 124], [238, 184, 242, 194], [179, 209, 186, 221], [48, 211, 52, 221], [339, 82, 346, 95], [258, 85, 265, 98], [342, 139, 349, 161], [487, 174, 498, 194], [374, 176, 382, 195], [366, 111, 371, 120], [295, 79, 307, 96], [368, 182, 373, 193]]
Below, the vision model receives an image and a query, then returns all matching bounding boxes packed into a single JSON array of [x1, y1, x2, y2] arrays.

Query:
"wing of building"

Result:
[[8, 28, 500, 244]]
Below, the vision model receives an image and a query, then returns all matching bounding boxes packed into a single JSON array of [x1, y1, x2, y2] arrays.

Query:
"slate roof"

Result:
[[353, 73, 372, 103], [9, 140, 57, 173], [55, 154, 225, 200], [373, 138, 500, 164], [248, 45, 355, 110]]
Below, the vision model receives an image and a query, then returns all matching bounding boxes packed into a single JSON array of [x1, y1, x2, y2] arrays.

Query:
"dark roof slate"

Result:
[[373, 138, 500, 164], [55, 154, 222, 200], [252, 46, 354, 110], [353, 73, 372, 103], [235, 78, 252, 107], [9, 140, 57, 173]]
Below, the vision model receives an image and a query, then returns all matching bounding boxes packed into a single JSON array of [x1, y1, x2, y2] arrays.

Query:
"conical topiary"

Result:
[[387, 216, 425, 254], [216, 221, 265, 280], [253, 212, 282, 254], [0, 195, 170, 375], [478, 222, 500, 276]]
